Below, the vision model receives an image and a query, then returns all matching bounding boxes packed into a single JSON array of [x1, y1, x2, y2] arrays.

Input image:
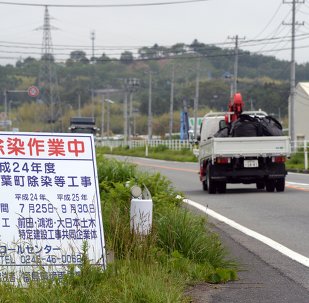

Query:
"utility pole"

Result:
[[101, 94, 105, 139], [127, 78, 140, 140], [93, 88, 119, 139], [78, 92, 81, 117], [169, 63, 175, 139], [106, 99, 114, 139], [147, 71, 154, 140], [283, 0, 304, 150], [194, 57, 200, 140], [123, 91, 128, 143], [3, 90, 7, 121], [90, 31, 96, 117], [228, 35, 245, 95], [91, 31, 95, 61], [122, 78, 139, 142]]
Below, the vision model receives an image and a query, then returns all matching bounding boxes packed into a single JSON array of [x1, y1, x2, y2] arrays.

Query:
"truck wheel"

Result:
[[217, 182, 226, 194], [256, 181, 265, 190], [202, 180, 208, 191], [275, 178, 285, 192], [266, 180, 275, 192], [206, 165, 216, 194]]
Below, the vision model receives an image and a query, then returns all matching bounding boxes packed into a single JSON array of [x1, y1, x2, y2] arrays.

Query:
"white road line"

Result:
[[183, 198, 309, 268]]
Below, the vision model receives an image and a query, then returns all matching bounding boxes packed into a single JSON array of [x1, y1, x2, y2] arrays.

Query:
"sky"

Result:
[[1, 0, 309, 65]]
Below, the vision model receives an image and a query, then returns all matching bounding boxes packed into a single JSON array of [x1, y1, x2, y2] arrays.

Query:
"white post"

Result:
[[304, 139, 308, 171], [145, 140, 149, 157], [101, 95, 105, 139]]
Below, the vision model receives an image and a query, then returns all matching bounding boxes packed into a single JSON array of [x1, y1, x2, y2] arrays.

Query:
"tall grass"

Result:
[[98, 155, 237, 282], [0, 153, 237, 303]]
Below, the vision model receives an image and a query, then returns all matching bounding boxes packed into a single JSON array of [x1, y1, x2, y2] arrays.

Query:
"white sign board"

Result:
[[0, 132, 106, 284]]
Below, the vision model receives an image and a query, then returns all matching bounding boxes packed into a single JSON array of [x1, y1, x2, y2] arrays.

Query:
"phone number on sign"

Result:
[[20, 254, 82, 265]]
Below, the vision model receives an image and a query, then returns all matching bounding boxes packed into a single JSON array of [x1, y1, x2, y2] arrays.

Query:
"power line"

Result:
[[3, 34, 309, 63], [2, 32, 309, 52], [0, 0, 211, 8], [252, 2, 283, 40]]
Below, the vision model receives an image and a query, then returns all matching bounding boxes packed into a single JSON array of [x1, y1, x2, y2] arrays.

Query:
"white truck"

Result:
[[198, 111, 291, 194]]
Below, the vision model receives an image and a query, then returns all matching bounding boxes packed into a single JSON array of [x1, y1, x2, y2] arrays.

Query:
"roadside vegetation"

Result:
[[100, 143, 309, 172], [100, 144, 197, 162], [0, 150, 237, 303], [286, 148, 309, 171]]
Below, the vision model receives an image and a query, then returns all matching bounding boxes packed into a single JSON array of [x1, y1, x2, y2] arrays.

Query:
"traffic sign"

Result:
[[0, 120, 12, 127], [189, 117, 203, 129], [28, 85, 40, 97]]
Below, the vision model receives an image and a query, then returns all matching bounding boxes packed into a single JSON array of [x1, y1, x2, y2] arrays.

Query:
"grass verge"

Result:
[[0, 150, 237, 303], [100, 143, 309, 172], [100, 145, 197, 162]]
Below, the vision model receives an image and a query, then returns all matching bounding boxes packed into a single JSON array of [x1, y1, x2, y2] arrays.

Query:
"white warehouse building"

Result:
[[294, 82, 309, 142]]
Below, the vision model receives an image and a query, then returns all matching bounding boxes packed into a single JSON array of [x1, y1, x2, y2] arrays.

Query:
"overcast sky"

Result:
[[1, 0, 309, 65]]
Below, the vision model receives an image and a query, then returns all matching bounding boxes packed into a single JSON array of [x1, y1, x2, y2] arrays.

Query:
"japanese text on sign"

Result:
[[0, 132, 105, 284]]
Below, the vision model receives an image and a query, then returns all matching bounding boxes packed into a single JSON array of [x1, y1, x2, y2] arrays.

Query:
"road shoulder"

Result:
[[185, 205, 309, 303]]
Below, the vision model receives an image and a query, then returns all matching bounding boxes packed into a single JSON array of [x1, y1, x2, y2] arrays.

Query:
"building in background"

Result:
[[294, 82, 309, 142]]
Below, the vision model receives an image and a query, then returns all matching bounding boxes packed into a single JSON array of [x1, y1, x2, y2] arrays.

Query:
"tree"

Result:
[[41, 53, 55, 62], [190, 39, 205, 54], [98, 53, 111, 63], [120, 51, 134, 64], [68, 51, 89, 64], [138, 47, 152, 59], [170, 43, 186, 56]]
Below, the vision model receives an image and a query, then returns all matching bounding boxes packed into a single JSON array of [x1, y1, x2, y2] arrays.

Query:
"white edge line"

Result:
[[183, 198, 309, 268]]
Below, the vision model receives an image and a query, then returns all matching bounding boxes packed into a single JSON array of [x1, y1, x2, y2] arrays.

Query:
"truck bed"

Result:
[[199, 136, 291, 160]]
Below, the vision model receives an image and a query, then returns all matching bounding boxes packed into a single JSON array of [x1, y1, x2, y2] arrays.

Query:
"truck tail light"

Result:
[[216, 157, 231, 164], [200, 161, 206, 177], [200, 167, 204, 176], [272, 156, 286, 163]]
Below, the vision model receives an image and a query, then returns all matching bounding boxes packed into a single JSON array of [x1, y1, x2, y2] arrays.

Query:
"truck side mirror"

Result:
[[197, 134, 201, 141]]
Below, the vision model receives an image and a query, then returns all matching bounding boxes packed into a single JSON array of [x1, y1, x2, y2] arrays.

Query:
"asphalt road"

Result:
[[109, 155, 309, 302]]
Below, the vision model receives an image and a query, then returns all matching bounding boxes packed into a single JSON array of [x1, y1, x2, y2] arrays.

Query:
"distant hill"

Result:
[[1, 40, 306, 132]]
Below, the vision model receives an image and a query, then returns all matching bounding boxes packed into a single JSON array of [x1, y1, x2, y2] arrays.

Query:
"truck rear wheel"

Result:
[[266, 180, 275, 192], [275, 178, 285, 192], [217, 182, 226, 194], [202, 180, 208, 191], [256, 181, 265, 190], [206, 165, 216, 194]]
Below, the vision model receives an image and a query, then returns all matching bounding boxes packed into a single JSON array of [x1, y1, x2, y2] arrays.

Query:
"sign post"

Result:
[[0, 132, 106, 284]]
